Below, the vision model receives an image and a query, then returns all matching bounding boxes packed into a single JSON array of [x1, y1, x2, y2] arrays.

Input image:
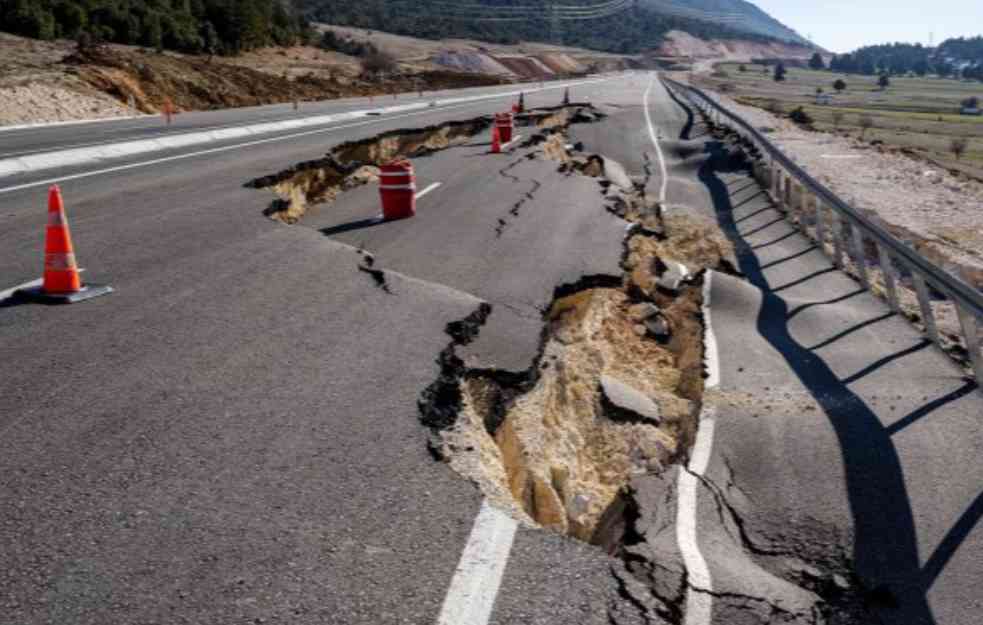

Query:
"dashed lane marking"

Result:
[[435, 500, 518, 625], [415, 182, 442, 200]]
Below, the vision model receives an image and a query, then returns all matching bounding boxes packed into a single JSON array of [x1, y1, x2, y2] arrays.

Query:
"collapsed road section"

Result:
[[246, 104, 607, 225]]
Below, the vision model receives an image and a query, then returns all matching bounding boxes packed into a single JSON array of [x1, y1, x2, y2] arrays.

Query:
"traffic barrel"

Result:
[[15, 186, 113, 304], [379, 160, 416, 220], [495, 112, 514, 143], [491, 124, 502, 154]]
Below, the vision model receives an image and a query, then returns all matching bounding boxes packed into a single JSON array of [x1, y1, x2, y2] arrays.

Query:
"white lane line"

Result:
[[436, 500, 518, 625], [415, 182, 442, 200], [702, 274, 721, 389], [0, 79, 614, 196], [501, 134, 524, 150], [675, 272, 720, 625], [0, 78, 610, 180], [643, 76, 670, 206]]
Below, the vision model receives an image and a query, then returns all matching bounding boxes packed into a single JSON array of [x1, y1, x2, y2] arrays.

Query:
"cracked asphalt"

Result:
[[0, 78, 638, 625], [611, 90, 983, 625], [2, 73, 980, 625]]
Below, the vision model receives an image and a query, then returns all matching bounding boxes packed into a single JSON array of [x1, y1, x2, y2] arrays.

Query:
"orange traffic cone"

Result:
[[15, 186, 113, 304], [491, 124, 502, 154]]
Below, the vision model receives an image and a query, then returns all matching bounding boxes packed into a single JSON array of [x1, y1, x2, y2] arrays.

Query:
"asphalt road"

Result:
[[1, 73, 980, 625], [0, 79, 574, 159], [0, 76, 640, 625]]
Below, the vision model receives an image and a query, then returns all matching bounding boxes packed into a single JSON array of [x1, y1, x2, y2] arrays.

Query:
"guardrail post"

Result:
[[955, 305, 982, 388], [912, 273, 941, 345], [815, 199, 826, 252], [877, 244, 901, 312], [783, 173, 793, 211], [771, 162, 780, 199], [831, 212, 845, 269], [798, 186, 810, 236], [850, 223, 871, 288]]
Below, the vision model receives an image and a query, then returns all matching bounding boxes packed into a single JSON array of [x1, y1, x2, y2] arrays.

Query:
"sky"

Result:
[[750, 0, 983, 53]]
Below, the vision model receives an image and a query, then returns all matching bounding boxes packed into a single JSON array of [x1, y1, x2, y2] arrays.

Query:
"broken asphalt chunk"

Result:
[[600, 374, 662, 425]]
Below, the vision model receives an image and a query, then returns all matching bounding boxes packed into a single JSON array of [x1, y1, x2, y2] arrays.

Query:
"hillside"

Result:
[[640, 0, 808, 45], [294, 0, 810, 54], [1, 0, 812, 57]]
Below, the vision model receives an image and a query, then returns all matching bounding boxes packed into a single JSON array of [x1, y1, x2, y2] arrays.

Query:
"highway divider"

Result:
[[661, 76, 983, 389], [0, 78, 610, 180]]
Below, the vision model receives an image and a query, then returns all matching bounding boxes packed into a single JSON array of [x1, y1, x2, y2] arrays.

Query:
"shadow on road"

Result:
[[696, 137, 967, 624], [320, 216, 386, 237]]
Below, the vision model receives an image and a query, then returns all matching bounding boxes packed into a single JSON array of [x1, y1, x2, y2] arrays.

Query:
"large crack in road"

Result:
[[241, 96, 883, 624]]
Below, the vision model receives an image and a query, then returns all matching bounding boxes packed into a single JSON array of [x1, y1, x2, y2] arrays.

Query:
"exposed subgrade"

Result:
[[415, 125, 743, 555]]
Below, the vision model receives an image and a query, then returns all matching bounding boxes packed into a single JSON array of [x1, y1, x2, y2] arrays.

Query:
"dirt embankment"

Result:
[[0, 31, 509, 125], [66, 46, 507, 114], [655, 30, 815, 71]]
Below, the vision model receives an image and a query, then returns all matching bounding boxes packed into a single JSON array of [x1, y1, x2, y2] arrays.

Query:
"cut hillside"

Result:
[[316, 24, 630, 79], [0, 32, 507, 126], [657, 29, 815, 64]]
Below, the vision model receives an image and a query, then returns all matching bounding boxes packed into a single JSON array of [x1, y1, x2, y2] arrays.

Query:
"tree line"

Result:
[[823, 40, 983, 81], [0, 0, 314, 54]]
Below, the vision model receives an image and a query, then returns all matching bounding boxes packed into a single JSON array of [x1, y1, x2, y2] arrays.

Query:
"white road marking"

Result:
[[501, 134, 524, 150], [0, 80, 613, 196], [415, 182, 442, 200], [0, 79, 609, 181], [674, 272, 721, 625], [436, 500, 518, 625], [643, 76, 670, 206], [701, 274, 721, 390]]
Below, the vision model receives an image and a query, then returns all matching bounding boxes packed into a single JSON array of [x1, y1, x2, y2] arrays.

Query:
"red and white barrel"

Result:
[[495, 112, 514, 143], [379, 159, 416, 220]]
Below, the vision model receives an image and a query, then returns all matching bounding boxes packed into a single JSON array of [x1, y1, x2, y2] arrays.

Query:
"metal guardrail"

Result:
[[661, 77, 983, 387]]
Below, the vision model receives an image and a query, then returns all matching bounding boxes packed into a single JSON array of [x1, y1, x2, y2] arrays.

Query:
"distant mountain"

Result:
[[0, 0, 812, 57], [639, 0, 809, 45], [296, 0, 814, 54]]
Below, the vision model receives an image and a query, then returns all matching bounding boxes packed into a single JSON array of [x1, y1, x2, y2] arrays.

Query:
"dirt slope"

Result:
[[657, 29, 815, 70], [0, 32, 508, 125]]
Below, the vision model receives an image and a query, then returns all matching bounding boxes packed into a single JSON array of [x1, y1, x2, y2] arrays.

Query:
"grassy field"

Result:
[[699, 63, 983, 178]]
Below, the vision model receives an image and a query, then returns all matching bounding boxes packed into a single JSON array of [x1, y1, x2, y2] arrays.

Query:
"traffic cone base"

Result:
[[15, 283, 114, 305]]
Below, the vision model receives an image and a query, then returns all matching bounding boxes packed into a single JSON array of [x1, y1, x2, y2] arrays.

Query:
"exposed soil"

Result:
[[414, 117, 743, 552], [0, 32, 508, 126], [247, 104, 605, 224], [654, 30, 816, 72], [66, 45, 506, 115], [247, 117, 494, 223]]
